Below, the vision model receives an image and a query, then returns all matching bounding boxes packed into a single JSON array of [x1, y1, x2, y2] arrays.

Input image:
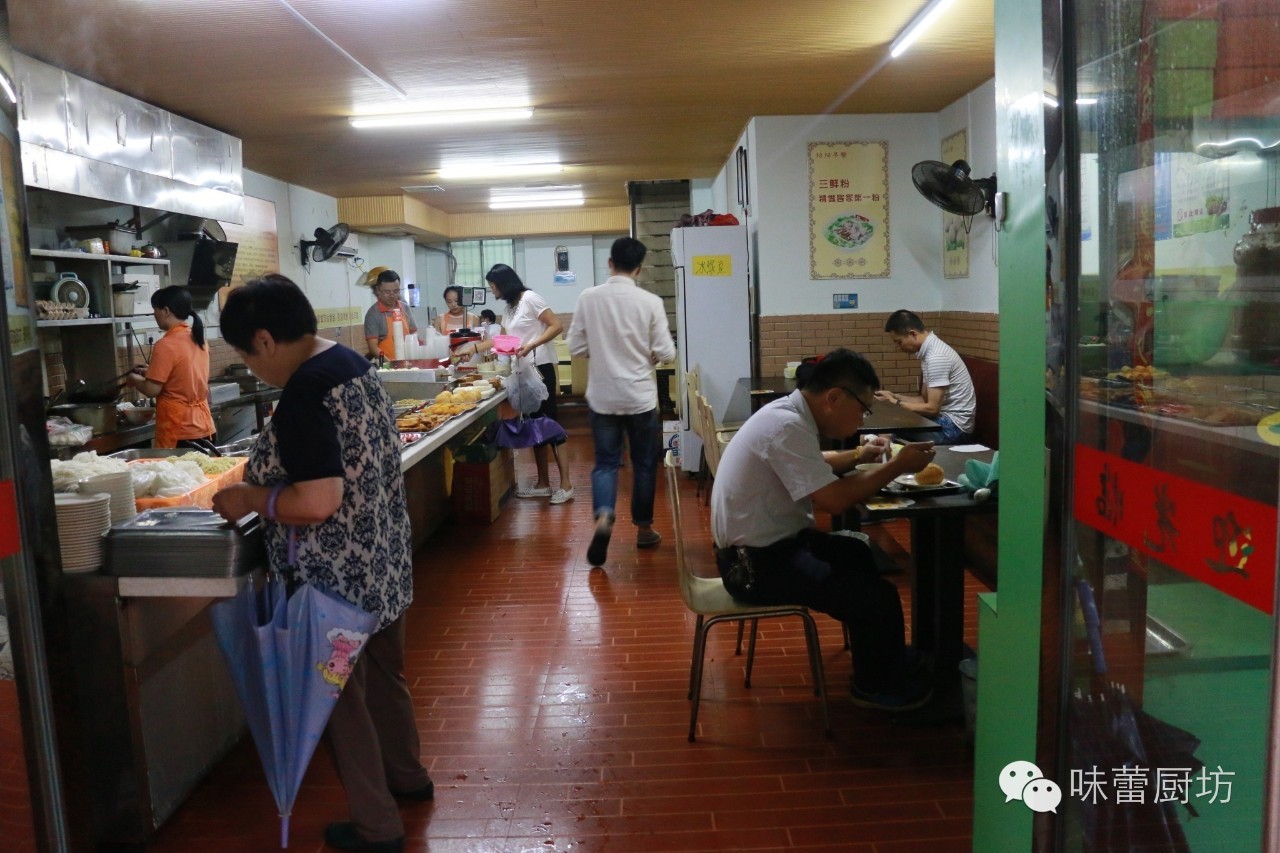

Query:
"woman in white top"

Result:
[[459, 264, 573, 504]]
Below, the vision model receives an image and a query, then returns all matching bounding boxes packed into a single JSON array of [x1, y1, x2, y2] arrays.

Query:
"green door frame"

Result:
[[972, 0, 1050, 848]]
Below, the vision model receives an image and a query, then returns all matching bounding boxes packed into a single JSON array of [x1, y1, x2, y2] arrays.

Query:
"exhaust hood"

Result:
[[14, 53, 245, 225]]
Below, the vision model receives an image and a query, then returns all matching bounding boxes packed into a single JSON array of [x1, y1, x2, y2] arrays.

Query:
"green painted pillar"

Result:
[[971, 0, 1050, 849]]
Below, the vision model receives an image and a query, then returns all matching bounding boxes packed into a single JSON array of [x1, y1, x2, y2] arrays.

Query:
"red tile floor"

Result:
[[145, 405, 990, 852]]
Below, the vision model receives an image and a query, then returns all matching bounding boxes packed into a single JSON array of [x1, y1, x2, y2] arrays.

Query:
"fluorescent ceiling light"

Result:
[[439, 162, 563, 180], [350, 108, 533, 129], [0, 72, 15, 105], [1076, 97, 1098, 106], [489, 185, 585, 210], [490, 198, 585, 210], [890, 0, 957, 58], [1043, 95, 1059, 108]]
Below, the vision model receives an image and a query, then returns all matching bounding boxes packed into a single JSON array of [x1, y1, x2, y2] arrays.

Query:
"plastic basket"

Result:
[[133, 458, 247, 510]]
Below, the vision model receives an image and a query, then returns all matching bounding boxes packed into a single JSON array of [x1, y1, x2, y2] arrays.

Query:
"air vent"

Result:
[[401, 185, 446, 193]]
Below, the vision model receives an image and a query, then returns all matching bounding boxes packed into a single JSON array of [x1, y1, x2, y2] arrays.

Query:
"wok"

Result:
[[63, 372, 134, 404]]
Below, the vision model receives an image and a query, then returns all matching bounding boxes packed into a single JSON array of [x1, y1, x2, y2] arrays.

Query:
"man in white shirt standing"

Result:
[[567, 237, 676, 567], [876, 309, 976, 445]]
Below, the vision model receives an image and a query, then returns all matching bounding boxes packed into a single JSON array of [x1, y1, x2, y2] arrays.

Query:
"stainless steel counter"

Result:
[[62, 570, 256, 842]]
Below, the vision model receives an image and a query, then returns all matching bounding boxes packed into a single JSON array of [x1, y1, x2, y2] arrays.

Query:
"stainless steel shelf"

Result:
[[31, 248, 170, 266]]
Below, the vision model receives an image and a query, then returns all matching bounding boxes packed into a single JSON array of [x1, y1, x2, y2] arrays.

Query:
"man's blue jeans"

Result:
[[589, 408, 660, 526], [917, 414, 973, 446]]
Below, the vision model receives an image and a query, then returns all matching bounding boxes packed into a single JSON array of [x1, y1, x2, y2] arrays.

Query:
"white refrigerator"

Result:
[[671, 223, 753, 473]]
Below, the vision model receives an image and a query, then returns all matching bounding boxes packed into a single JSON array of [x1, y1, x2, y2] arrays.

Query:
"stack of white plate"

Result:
[[80, 472, 137, 525], [54, 493, 111, 573]]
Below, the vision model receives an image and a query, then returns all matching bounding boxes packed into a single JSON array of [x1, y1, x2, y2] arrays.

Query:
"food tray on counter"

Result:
[[129, 457, 248, 510], [395, 402, 479, 434]]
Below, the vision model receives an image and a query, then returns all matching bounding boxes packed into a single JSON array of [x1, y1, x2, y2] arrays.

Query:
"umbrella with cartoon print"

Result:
[[211, 572, 377, 848]]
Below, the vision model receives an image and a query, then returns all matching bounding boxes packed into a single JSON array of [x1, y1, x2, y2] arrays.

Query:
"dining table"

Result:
[[729, 375, 943, 437], [861, 444, 998, 721]]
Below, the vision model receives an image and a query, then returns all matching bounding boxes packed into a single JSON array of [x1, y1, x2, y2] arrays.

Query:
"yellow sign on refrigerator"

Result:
[[808, 141, 890, 279], [691, 255, 733, 277]]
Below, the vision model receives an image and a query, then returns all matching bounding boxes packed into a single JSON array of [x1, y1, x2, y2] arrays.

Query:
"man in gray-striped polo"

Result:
[[876, 309, 976, 445]]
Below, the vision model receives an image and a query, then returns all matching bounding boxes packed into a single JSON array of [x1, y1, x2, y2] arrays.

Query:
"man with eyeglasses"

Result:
[[362, 268, 418, 361], [710, 348, 937, 712]]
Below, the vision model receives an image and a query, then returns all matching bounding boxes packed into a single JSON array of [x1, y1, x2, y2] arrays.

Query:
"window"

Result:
[[449, 239, 515, 287]]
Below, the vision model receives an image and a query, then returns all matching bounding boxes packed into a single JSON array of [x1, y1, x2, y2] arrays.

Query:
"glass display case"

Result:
[[1055, 1, 1280, 848]]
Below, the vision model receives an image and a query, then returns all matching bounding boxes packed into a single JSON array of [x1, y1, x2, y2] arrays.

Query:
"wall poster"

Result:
[[217, 195, 279, 308], [941, 129, 970, 278], [808, 141, 890, 279]]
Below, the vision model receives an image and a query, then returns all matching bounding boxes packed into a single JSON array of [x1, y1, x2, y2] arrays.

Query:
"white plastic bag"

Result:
[[506, 356, 549, 414]]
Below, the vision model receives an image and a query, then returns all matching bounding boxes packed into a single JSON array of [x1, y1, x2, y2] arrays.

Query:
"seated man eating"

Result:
[[710, 348, 935, 711]]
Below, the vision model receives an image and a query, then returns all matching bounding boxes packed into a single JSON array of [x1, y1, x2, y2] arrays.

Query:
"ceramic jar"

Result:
[[1231, 206, 1280, 366]]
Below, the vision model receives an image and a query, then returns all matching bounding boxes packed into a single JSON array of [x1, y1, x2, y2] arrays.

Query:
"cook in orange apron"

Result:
[[146, 323, 216, 448], [377, 305, 407, 360]]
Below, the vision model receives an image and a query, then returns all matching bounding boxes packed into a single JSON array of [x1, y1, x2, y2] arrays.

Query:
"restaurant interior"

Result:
[[2, 0, 1279, 851]]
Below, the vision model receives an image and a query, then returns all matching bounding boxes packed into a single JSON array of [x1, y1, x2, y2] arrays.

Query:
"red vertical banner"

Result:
[[1074, 444, 1278, 614], [0, 480, 18, 559]]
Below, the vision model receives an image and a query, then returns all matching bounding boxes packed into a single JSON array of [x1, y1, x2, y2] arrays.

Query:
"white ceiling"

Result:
[[9, 0, 994, 216]]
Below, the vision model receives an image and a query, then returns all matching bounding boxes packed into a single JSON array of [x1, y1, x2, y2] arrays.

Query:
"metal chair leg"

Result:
[[688, 622, 712, 742], [688, 614, 705, 700], [744, 618, 760, 688]]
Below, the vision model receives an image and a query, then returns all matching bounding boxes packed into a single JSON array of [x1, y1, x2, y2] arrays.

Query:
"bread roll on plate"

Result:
[[914, 462, 945, 486]]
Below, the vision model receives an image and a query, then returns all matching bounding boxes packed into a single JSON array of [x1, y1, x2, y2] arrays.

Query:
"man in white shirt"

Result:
[[711, 348, 935, 711], [876, 309, 976, 445], [567, 237, 676, 567]]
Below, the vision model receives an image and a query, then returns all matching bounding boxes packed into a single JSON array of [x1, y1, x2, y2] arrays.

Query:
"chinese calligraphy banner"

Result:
[[941, 130, 969, 279], [809, 141, 889, 279], [1073, 444, 1277, 613]]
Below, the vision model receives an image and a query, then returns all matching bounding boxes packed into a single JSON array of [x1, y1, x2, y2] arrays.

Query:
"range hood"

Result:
[[14, 53, 245, 225]]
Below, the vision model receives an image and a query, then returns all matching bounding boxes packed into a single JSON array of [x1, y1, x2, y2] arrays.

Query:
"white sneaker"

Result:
[[549, 487, 575, 505], [516, 485, 552, 498]]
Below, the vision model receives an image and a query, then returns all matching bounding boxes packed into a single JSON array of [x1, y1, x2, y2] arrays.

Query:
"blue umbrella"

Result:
[[211, 574, 378, 848]]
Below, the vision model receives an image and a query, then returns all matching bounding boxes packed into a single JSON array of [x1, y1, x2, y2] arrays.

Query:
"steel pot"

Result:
[[49, 402, 118, 435]]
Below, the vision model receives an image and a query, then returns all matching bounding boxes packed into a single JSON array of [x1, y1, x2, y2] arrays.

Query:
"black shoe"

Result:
[[391, 779, 434, 801], [324, 822, 405, 852], [587, 514, 614, 566], [850, 676, 932, 713]]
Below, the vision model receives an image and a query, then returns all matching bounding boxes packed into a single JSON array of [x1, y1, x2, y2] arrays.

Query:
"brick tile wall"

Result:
[[756, 310, 999, 394]]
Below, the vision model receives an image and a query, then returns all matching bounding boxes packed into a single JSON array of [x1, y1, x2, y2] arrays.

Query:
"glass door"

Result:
[[1060, 0, 1280, 849]]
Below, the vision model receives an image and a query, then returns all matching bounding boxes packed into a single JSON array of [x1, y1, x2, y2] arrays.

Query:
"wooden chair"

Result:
[[664, 452, 831, 742]]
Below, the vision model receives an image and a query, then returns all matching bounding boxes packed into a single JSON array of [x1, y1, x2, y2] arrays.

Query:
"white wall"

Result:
[[724, 79, 999, 319], [516, 235, 613, 314], [936, 79, 999, 314], [747, 113, 942, 317]]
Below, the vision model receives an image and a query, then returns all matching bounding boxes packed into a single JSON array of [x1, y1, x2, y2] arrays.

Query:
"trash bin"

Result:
[[959, 656, 978, 743]]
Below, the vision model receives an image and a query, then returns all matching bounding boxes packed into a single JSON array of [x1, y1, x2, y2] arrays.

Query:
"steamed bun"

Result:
[[915, 463, 945, 486]]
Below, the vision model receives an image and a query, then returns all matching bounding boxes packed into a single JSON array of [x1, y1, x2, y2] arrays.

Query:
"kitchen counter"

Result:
[[398, 390, 506, 547], [399, 390, 506, 472], [61, 569, 258, 842]]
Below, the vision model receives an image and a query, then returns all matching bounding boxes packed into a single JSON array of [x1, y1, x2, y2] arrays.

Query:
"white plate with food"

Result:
[[893, 473, 962, 490], [825, 213, 875, 250]]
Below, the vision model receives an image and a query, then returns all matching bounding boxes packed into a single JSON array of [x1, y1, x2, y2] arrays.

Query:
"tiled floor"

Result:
[[148, 405, 988, 852]]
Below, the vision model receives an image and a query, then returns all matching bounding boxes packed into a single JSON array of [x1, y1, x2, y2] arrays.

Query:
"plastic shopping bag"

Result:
[[506, 356, 549, 414]]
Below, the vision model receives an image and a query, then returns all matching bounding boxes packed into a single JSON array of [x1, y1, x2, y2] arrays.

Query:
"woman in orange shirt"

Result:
[[124, 285, 217, 450]]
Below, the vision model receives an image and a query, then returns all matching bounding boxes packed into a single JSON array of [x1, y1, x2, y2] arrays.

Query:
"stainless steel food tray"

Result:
[[1145, 615, 1190, 656], [103, 508, 265, 577], [107, 448, 189, 461]]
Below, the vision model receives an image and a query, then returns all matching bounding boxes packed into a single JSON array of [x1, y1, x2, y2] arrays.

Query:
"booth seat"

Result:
[[960, 355, 999, 589]]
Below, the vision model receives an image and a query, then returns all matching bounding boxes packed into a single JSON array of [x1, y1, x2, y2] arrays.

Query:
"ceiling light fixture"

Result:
[[889, 0, 957, 58], [0, 72, 15, 105], [489, 186, 585, 210], [439, 162, 564, 180], [350, 108, 533, 129]]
